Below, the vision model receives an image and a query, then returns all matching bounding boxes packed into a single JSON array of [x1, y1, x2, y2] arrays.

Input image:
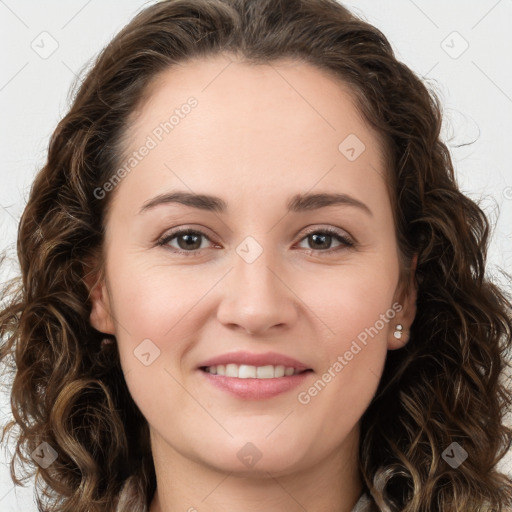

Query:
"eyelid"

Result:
[[155, 224, 214, 245], [299, 225, 354, 244]]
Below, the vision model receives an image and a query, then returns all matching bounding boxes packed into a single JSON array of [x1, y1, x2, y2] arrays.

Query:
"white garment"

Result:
[[352, 492, 374, 511]]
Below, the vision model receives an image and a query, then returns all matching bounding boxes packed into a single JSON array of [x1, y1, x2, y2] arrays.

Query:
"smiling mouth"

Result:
[[199, 364, 313, 379]]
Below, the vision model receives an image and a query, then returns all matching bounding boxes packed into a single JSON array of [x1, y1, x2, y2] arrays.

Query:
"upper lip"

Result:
[[198, 351, 311, 371]]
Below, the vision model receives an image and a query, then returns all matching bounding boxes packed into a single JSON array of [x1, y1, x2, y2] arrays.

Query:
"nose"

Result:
[[216, 243, 300, 336]]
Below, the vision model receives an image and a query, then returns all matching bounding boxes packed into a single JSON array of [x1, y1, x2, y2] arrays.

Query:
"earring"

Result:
[[393, 324, 404, 339], [101, 337, 115, 347]]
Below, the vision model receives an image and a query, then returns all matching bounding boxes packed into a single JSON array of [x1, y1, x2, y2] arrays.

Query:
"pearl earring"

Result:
[[393, 324, 404, 339], [101, 337, 115, 347]]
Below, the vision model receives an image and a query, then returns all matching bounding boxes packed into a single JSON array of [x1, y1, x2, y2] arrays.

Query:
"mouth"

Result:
[[198, 365, 314, 400], [199, 364, 313, 379], [196, 351, 314, 398]]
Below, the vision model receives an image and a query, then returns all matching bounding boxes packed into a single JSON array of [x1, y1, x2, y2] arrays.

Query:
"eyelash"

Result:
[[156, 226, 355, 257]]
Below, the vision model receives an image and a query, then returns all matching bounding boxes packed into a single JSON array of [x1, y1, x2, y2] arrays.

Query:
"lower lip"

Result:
[[199, 369, 313, 400]]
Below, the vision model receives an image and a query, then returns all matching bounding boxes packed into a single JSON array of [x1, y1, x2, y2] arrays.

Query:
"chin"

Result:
[[193, 434, 313, 476]]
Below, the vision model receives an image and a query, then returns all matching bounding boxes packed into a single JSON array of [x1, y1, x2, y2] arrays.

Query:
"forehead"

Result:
[[110, 54, 388, 217]]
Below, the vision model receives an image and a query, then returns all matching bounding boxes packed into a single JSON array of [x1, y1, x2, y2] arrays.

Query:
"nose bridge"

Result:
[[216, 234, 299, 334], [236, 236, 279, 298]]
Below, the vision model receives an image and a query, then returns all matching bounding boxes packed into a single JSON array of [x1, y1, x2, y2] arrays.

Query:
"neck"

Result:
[[148, 425, 362, 512]]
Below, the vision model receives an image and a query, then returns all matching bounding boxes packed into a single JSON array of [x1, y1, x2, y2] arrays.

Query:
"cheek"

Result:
[[107, 264, 207, 419], [294, 271, 396, 436], [294, 261, 397, 398], [108, 253, 205, 331], [108, 247, 399, 361], [298, 260, 399, 344], [104, 253, 210, 374]]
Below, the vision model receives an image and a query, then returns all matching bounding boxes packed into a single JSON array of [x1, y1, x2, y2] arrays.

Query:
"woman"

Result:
[[1, 0, 511, 511]]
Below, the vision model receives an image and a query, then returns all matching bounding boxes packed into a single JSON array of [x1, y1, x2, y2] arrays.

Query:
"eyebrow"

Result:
[[138, 190, 373, 216]]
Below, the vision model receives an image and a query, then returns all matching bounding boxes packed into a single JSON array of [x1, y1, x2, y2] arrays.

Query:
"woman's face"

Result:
[[89, 54, 416, 477]]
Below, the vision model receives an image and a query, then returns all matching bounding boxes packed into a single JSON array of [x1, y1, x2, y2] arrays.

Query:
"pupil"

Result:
[[311, 233, 330, 249], [179, 233, 200, 250]]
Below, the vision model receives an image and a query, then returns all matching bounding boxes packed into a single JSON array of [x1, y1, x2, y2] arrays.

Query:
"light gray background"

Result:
[[1, 0, 511, 510]]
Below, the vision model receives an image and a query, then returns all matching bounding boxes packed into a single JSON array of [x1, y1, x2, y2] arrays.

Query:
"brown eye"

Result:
[[157, 226, 355, 257], [307, 233, 333, 250], [158, 229, 212, 254], [297, 228, 354, 253]]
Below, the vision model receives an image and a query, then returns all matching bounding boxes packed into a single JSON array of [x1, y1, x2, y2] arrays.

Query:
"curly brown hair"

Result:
[[1, 0, 511, 510]]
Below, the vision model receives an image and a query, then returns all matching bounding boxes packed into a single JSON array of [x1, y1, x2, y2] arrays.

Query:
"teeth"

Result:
[[204, 364, 302, 378]]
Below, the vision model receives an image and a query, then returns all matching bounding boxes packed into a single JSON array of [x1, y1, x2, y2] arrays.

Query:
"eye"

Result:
[[157, 229, 214, 255], [156, 226, 355, 256], [296, 227, 355, 254]]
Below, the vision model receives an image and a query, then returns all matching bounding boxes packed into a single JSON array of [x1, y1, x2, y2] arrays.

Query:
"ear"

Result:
[[82, 257, 116, 336], [388, 253, 418, 350]]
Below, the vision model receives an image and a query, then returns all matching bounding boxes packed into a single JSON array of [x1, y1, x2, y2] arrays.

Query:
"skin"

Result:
[[87, 54, 417, 512]]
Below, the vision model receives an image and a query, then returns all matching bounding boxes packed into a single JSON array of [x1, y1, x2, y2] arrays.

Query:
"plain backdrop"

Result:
[[1, 0, 511, 510]]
